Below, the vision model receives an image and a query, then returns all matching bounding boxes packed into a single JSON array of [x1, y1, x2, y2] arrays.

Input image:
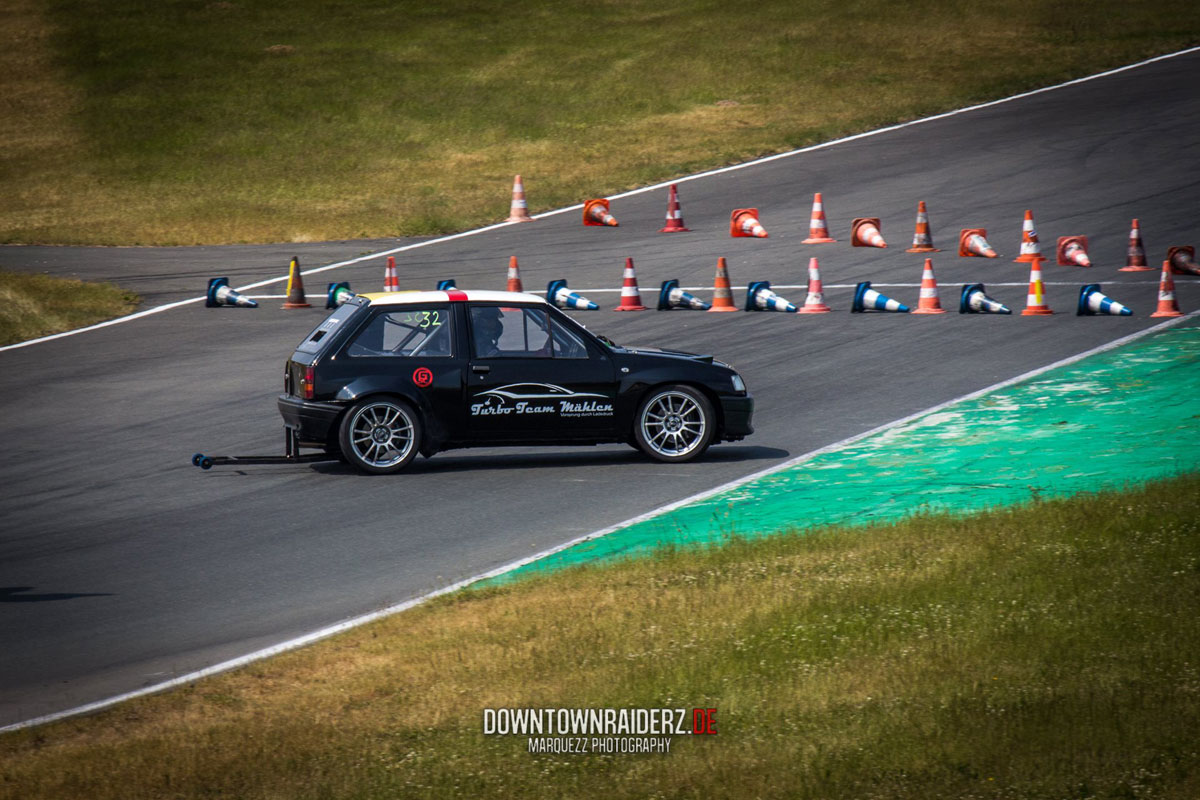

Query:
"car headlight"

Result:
[[731, 374, 746, 393]]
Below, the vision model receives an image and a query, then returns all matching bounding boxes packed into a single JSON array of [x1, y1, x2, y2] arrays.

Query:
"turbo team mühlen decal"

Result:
[[471, 383, 615, 418]]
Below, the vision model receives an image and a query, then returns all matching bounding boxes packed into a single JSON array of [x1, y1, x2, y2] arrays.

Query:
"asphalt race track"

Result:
[[1, 50, 1198, 728]]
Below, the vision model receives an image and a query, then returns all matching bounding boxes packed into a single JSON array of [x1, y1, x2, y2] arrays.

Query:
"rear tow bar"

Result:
[[191, 428, 335, 470]]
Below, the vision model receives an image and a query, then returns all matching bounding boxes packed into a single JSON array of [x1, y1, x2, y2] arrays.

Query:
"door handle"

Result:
[[472, 365, 490, 374]]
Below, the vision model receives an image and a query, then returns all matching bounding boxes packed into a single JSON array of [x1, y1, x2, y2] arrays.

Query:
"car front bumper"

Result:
[[277, 394, 345, 447], [719, 394, 754, 440]]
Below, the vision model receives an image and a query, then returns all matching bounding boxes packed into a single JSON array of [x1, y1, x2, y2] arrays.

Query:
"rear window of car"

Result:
[[346, 306, 454, 357], [295, 298, 367, 354]]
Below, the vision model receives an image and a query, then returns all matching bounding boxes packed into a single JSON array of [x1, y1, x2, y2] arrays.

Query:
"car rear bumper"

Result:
[[719, 394, 754, 439], [277, 394, 344, 446]]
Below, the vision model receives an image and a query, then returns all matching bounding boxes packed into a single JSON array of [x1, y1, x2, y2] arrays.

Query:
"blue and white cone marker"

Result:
[[436, 278, 458, 291], [205, 277, 258, 308], [959, 283, 1012, 314], [1077, 283, 1133, 316], [657, 279, 711, 310], [745, 281, 798, 313], [325, 281, 354, 309], [851, 281, 909, 313], [546, 279, 599, 310]]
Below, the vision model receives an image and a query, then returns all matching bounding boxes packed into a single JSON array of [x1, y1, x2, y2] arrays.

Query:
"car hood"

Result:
[[613, 346, 714, 365]]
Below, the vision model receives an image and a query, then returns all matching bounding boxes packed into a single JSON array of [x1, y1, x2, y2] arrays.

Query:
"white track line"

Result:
[[3, 309, 1195, 734], [2, 45, 1196, 356]]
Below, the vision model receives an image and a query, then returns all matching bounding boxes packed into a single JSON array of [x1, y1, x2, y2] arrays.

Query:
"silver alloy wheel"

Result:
[[346, 401, 416, 469], [639, 389, 707, 458]]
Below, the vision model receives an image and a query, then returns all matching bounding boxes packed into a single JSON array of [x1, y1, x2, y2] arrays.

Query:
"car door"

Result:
[[465, 304, 617, 441]]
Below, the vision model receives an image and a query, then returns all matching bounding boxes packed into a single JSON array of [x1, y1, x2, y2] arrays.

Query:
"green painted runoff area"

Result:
[[507, 323, 1200, 578]]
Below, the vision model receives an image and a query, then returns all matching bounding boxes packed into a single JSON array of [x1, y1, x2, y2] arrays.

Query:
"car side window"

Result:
[[472, 307, 553, 358], [346, 306, 453, 357]]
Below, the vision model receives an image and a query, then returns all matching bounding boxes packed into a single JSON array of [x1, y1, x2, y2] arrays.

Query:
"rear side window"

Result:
[[346, 306, 453, 357], [296, 300, 366, 354]]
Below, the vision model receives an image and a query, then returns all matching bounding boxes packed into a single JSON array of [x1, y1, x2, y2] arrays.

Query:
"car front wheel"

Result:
[[338, 398, 422, 475], [634, 385, 714, 463]]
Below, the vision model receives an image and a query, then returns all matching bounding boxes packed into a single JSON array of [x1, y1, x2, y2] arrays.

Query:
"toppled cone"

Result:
[[708, 257, 739, 312], [1077, 284, 1132, 316], [1057, 236, 1092, 267], [851, 217, 887, 248], [1168, 245, 1200, 276], [730, 208, 768, 238], [583, 198, 618, 227], [852, 282, 909, 313], [282, 256, 311, 308], [206, 277, 258, 308], [802, 193, 837, 244], [906, 201, 939, 253], [547, 279, 599, 310], [506, 174, 534, 223], [613, 257, 648, 311], [658, 279, 710, 311], [325, 281, 353, 309], [959, 283, 1011, 315], [658, 184, 690, 232], [1151, 261, 1184, 317], [745, 281, 797, 313], [1120, 218, 1153, 271], [797, 257, 831, 314], [959, 228, 998, 258], [436, 278, 458, 291]]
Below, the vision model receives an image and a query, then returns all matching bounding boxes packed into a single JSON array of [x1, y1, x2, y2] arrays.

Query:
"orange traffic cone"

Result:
[[505, 255, 524, 292], [384, 256, 400, 292], [583, 198, 618, 227], [1168, 245, 1200, 276], [797, 257, 831, 313], [1014, 210, 1042, 263], [911, 258, 946, 314], [1151, 260, 1184, 317], [1119, 219, 1153, 271], [708, 257, 739, 311], [1057, 236, 1092, 267], [658, 184, 690, 232], [282, 256, 311, 309], [1021, 257, 1054, 316], [731, 208, 768, 238], [613, 257, 648, 311], [959, 228, 998, 258], [506, 174, 534, 223], [906, 201, 939, 253], [802, 193, 837, 244], [851, 217, 887, 248]]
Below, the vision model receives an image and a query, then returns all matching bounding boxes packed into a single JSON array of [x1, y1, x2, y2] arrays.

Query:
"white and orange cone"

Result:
[[1119, 219, 1153, 271], [613, 257, 648, 311], [384, 256, 400, 292], [1021, 257, 1054, 316], [658, 184, 690, 232], [959, 228, 998, 258], [709, 257, 739, 311], [802, 193, 837, 244], [851, 217, 887, 248], [906, 201, 939, 253], [282, 256, 311, 309], [505, 174, 534, 223], [911, 258, 946, 314], [583, 198, 618, 227], [1057, 236, 1092, 267], [505, 255, 523, 292], [797, 257, 831, 314], [1014, 210, 1041, 263], [1168, 245, 1200, 276], [731, 208, 768, 238], [1151, 260, 1184, 317]]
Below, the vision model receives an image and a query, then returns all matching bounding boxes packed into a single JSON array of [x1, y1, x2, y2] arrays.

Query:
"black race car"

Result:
[[277, 289, 753, 474]]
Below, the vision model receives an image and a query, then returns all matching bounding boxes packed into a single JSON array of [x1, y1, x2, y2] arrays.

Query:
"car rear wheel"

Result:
[[338, 398, 422, 475], [634, 385, 714, 463]]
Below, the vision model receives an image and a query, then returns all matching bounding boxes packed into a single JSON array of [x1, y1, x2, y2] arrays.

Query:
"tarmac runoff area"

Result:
[[500, 322, 1200, 579]]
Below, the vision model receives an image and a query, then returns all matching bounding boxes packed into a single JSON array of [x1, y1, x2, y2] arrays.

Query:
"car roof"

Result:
[[357, 289, 548, 306]]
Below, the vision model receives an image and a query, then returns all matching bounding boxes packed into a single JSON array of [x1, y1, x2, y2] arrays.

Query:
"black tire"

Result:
[[337, 398, 422, 475], [633, 384, 714, 463]]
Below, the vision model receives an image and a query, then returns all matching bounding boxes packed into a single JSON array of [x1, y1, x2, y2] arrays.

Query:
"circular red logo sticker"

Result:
[[412, 367, 433, 388]]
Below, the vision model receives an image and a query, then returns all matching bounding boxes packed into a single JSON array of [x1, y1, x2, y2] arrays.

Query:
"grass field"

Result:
[[0, 268, 139, 345], [3, 473, 1198, 799], [1, 0, 1197, 245]]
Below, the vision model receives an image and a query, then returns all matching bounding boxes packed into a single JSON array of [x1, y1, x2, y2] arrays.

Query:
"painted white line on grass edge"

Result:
[[3, 309, 1195, 734], [2, 44, 1196, 356]]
